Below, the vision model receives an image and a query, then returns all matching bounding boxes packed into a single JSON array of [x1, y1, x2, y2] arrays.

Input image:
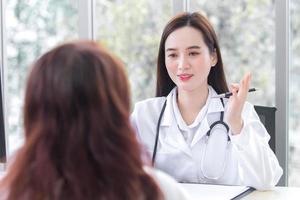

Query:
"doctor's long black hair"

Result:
[[156, 12, 229, 97]]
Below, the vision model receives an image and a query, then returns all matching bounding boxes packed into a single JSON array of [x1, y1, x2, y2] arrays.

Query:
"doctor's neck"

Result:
[[177, 85, 209, 125]]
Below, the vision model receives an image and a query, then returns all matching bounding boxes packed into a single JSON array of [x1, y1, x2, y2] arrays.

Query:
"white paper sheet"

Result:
[[181, 183, 251, 200]]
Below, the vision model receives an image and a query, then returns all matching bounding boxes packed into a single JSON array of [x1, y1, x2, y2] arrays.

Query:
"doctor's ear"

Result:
[[211, 49, 218, 67]]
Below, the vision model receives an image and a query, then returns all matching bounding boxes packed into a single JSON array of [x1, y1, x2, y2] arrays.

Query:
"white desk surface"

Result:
[[242, 187, 300, 200], [181, 183, 251, 200], [181, 183, 300, 200], [1, 172, 300, 199]]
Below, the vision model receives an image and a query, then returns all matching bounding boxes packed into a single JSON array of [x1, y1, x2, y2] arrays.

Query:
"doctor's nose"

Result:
[[178, 55, 190, 71]]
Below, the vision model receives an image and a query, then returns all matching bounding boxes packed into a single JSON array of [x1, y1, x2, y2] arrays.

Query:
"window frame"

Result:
[[0, 0, 7, 169], [274, 0, 289, 186]]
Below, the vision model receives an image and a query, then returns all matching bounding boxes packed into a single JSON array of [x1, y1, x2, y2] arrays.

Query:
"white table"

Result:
[[181, 183, 300, 200], [242, 187, 300, 200], [181, 183, 251, 200]]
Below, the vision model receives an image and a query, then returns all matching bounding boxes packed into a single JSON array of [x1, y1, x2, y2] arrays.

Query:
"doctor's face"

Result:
[[164, 26, 217, 92]]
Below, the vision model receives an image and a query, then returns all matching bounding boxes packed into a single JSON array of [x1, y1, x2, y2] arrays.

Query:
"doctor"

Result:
[[131, 12, 283, 190]]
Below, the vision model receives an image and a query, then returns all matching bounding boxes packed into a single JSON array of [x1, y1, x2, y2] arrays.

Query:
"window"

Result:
[[0, 0, 296, 187], [190, 0, 275, 106], [5, 0, 78, 154], [289, 0, 300, 187], [94, 0, 173, 104]]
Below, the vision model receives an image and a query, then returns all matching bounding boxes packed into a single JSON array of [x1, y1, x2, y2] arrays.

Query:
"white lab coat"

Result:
[[131, 86, 283, 190]]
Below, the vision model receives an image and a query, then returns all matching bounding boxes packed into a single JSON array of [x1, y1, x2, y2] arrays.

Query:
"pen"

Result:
[[211, 88, 257, 98]]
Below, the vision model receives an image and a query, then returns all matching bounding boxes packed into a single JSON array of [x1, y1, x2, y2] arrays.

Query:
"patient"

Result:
[[0, 41, 189, 200]]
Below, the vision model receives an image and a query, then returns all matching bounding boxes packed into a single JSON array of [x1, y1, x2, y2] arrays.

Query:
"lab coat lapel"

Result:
[[190, 90, 226, 147], [207, 94, 226, 114], [159, 88, 193, 157], [163, 124, 193, 157], [191, 116, 210, 147], [160, 93, 173, 126]]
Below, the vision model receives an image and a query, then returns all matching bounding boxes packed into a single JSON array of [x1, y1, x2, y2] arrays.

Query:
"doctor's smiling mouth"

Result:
[[177, 74, 194, 81]]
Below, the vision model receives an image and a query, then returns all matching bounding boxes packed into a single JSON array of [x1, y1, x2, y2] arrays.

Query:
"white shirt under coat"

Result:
[[131, 86, 283, 190]]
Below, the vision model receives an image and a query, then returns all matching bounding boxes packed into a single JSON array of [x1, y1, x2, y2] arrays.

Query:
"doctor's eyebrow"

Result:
[[187, 46, 201, 50], [165, 48, 177, 52], [165, 46, 202, 52]]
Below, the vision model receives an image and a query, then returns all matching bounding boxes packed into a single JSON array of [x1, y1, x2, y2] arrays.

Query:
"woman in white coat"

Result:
[[131, 12, 283, 190]]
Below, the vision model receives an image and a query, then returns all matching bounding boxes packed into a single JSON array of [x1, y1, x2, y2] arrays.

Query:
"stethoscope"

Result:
[[152, 97, 231, 181]]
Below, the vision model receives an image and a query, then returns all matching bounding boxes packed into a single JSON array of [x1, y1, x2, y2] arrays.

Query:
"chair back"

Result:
[[254, 105, 276, 153]]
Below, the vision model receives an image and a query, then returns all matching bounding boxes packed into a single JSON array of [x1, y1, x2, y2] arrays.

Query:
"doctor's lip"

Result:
[[178, 74, 193, 81]]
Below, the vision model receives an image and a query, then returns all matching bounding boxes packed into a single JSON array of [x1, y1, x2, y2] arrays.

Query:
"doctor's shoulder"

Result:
[[132, 97, 167, 122], [144, 166, 191, 200]]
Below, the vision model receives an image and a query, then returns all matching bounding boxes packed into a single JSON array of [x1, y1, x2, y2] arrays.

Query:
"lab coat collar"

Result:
[[159, 88, 192, 157], [158, 86, 227, 154], [160, 86, 225, 127], [189, 86, 227, 147], [163, 124, 193, 156], [206, 86, 226, 114], [160, 87, 176, 126]]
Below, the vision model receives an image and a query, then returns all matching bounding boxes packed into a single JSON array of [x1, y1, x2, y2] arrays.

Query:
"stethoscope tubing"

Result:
[[152, 100, 167, 164]]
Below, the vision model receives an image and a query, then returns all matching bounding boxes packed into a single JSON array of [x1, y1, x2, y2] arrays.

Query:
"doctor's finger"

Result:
[[229, 83, 239, 92], [241, 73, 251, 91], [238, 73, 252, 98], [229, 84, 240, 98], [228, 84, 239, 101]]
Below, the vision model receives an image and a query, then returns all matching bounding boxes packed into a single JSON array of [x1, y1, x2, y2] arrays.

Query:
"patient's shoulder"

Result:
[[144, 166, 191, 200]]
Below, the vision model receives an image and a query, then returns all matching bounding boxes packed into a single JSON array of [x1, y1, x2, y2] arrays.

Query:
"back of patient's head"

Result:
[[1, 41, 162, 200]]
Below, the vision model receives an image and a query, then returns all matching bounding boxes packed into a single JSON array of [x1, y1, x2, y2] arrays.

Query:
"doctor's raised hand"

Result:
[[225, 73, 252, 135], [131, 12, 283, 190]]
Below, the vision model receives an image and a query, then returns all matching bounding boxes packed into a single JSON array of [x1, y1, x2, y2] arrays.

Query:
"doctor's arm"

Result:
[[130, 107, 143, 143], [225, 73, 252, 135], [229, 102, 283, 190]]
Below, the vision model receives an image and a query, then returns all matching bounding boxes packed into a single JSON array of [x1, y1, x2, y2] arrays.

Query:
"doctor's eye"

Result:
[[189, 51, 200, 56], [167, 53, 178, 58]]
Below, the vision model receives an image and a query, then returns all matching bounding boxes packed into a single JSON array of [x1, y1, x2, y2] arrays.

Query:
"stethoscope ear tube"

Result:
[[152, 100, 167, 165], [206, 120, 230, 142]]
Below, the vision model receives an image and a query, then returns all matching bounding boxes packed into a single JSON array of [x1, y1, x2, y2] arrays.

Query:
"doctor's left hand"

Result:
[[225, 73, 251, 135]]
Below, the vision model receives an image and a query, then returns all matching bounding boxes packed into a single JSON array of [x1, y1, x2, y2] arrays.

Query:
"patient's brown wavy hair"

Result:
[[1, 41, 163, 200]]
